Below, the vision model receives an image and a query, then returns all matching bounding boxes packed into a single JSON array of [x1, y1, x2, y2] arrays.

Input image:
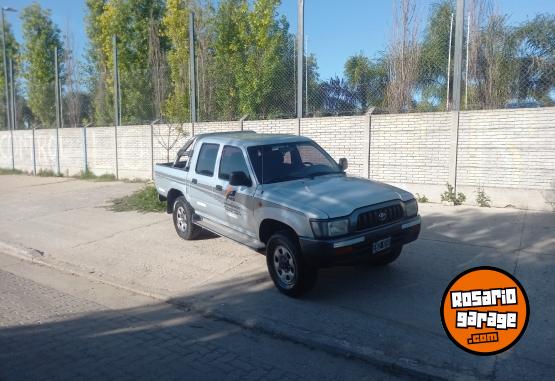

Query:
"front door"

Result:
[[188, 142, 220, 221], [214, 145, 257, 238]]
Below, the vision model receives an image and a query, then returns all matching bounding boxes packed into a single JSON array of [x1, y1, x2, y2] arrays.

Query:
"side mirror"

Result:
[[338, 158, 348, 171], [229, 171, 252, 187]]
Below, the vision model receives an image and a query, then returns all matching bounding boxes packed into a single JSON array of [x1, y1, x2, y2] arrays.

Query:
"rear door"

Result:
[[188, 142, 221, 221], [214, 145, 257, 238]]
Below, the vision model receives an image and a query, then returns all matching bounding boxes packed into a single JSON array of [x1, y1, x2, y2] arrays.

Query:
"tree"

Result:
[[162, 0, 192, 122], [149, 16, 169, 120], [63, 28, 83, 127], [85, 0, 166, 125], [85, 0, 112, 125], [418, 0, 454, 110], [212, 0, 294, 120], [154, 122, 188, 162], [512, 14, 555, 106], [0, 18, 19, 130], [385, 0, 421, 113], [344, 53, 388, 111], [320, 76, 356, 115], [20, 3, 63, 127]]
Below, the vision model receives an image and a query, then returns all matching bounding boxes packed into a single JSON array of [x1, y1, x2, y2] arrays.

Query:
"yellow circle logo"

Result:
[[441, 266, 529, 355]]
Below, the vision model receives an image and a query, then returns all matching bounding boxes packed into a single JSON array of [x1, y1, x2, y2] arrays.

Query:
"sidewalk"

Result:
[[1, 175, 554, 380]]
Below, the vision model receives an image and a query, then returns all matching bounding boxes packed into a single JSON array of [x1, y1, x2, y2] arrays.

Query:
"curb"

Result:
[[1, 241, 479, 381]]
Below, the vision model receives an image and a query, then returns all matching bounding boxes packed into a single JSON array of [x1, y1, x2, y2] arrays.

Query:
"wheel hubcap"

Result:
[[176, 206, 188, 232], [273, 245, 296, 289]]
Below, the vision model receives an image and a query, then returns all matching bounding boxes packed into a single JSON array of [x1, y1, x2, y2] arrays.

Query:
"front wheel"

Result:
[[172, 196, 201, 240], [266, 231, 317, 297]]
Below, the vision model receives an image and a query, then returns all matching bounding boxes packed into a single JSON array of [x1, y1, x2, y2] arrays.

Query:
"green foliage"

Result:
[[415, 193, 429, 203], [162, 0, 192, 122], [475, 186, 491, 207], [0, 168, 23, 175], [344, 53, 388, 112], [418, 0, 454, 110], [0, 19, 19, 130], [74, 170, 117, 182], [20, 4, 63, 127], [85, 0, 166, 125], [441, 183, 466, 206], [37, 168, 63, 177], [109, 185, 166, 213], [511, 14, 555, 106]]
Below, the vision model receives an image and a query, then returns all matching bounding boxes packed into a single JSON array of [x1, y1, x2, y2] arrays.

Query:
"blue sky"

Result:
[[7, 0, 555, 79]]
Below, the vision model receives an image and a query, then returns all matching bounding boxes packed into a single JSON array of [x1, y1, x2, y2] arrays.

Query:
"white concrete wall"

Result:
[[1, 107, 554, 210]]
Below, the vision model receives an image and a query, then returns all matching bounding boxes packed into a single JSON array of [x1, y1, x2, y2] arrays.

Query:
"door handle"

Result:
[[215, 185, 223, 191], [192, 178, 197, 184]]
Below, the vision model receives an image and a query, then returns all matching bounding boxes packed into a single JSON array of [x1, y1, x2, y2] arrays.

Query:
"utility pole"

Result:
[[446, 13, 454, 111], [54, 46, 61, 175], [297, 0, 304, 122], [9, 57, 15, 130], [305, 36, 308, 115], [112, 34, 120, 179], [189, 12, 197, 126], [1, 6, 16, 170], [452, 0, 465, 111], [464, 13, 471, 109]]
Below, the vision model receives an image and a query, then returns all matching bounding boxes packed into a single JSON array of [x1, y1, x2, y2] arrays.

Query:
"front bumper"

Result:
[[298, 216, 421, 267]]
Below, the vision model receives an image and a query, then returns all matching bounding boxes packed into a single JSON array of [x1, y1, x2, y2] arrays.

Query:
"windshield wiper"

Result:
[[308, 171, 341, 178], [265, 175, 306, 184]]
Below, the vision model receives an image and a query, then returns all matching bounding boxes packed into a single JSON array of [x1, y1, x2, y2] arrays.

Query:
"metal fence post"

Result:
[[296, 0, 304, 124], [450, 0, 465, 195], [452, 0, 465, 112], [54, 46, 61, 175], [113, 34, 120, 179], [446, 13, 454, 111], [32, 127, 36, 175], [238, 115, 247, 131], [189, 12, 197, 124]]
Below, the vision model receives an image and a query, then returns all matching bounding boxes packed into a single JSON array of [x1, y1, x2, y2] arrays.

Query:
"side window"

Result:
[[174, 150, 191, 170], [218, 146, 250, 181], [195, 143, 219, 177]]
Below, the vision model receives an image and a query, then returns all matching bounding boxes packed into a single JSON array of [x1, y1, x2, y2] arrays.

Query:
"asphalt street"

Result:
[[0, 174, 554, 380], [0, 256, 400, 381]]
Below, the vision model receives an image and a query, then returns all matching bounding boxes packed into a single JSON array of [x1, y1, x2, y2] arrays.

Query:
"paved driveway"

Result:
[[0, 175, 553, 379]]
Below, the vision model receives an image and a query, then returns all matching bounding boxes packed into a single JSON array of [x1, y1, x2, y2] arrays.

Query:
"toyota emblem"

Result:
[[377, 211, 388, 221]]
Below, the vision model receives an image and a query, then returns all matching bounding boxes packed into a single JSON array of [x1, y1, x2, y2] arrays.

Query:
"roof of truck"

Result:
[[195, 131, 311, 147]]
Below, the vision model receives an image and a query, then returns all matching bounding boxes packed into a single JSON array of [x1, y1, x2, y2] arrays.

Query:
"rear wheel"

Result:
[[266, 231, 317, 297], [172, 196, 201, 240]]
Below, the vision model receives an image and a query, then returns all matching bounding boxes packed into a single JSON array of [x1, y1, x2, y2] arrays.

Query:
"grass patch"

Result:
[[109, 185, 166, 213], [38, 169, 63, 177], [74, 170, 117, 182], [0, 167, 23, 175]]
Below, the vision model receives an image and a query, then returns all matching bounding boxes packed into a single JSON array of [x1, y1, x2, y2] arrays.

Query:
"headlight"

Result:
[[405, 199, 418, 217], [310, 218, 350, 238]]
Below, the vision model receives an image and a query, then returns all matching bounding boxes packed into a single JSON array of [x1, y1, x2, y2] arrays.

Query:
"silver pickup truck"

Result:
[[154, 131, 420, 296]]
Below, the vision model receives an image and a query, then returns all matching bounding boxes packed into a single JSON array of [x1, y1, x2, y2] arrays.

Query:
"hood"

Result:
[[260, 174, 414, 219]]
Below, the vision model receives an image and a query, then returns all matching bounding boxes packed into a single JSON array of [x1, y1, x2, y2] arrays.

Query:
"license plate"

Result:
[[372, 237, 391, 254]]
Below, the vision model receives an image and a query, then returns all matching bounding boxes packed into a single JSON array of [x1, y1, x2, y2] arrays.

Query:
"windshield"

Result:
[[247, 141, 342, 184]]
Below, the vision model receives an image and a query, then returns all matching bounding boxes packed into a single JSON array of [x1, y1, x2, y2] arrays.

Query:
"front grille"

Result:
[[356, 204, 404, 231]]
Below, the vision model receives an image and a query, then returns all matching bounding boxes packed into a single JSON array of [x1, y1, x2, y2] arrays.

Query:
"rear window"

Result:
[[195, 143, 219, 177]]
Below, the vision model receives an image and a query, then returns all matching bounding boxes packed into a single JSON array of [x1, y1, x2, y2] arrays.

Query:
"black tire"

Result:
[[172, 196, 201, 240], [360, 246, 403, 266], [266, 231, 317, 297]]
